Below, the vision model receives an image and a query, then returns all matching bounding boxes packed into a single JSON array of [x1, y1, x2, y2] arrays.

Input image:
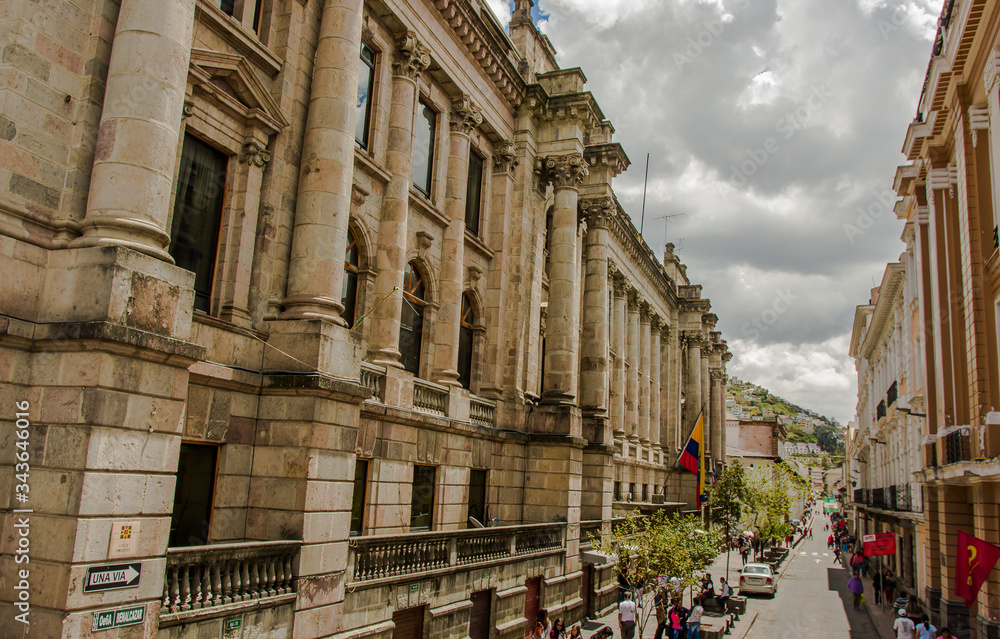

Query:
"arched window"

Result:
[[458, 294, 475, 389], [342, 228, 360, 328], [399, 262, 426, 374]]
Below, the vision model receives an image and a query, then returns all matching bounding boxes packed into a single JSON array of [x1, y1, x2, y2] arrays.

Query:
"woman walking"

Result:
[[848, 571, 865, 610]]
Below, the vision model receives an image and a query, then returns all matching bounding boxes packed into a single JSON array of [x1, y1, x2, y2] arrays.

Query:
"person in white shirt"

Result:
[[894, 608, 916, 639], [687, 603, 705, 639], [716, 577, 732, 612], [915, 616, 937, 639], [619, 591, 637, 639]]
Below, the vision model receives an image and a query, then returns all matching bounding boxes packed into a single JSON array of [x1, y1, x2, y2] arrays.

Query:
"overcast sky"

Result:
[[483, 0, 940, 424]]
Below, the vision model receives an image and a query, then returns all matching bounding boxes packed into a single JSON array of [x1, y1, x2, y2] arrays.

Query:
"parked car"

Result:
[[738, 563, 777, 597]]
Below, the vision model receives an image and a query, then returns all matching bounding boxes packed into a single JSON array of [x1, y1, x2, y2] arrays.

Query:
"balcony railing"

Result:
[[470, 396, 496, 428], [871, 487, 886, 509], [853, 488, 866, 504], [893, 484, 912, 512], [945, 429, 970, 464], [887, 485, 897, 510], [887, 381, 898, 408], [161, 541, 300, 620], [413, 379, 449, 417], [348, 523, 566, 584], [360, 362, 386, 402]]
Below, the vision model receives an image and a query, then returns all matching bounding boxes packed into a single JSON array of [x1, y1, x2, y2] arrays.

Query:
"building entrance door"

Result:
[[524, 577, 541, 638], [469, 589, 492, 639], [392, 606, 425, 639]]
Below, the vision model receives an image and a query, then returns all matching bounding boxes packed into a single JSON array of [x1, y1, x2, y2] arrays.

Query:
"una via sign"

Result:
[[83, 562, 142, 593]]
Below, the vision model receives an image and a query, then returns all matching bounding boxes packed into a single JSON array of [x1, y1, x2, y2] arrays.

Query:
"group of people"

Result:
[[615, 573, 730, 639], [530, 609, 582, 638]]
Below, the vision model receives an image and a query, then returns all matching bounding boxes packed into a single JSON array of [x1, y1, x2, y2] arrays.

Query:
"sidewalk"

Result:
[[855, 571, 901, 639]]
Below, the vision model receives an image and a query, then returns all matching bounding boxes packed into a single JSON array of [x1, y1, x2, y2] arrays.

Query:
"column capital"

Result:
[[239, 139, 271, 167], [393, 31, 431, 80], [450, 94, 483, 135], [493, 140, 518, 175], [639, 302, 653, 323], [627, 287, 641, 310], [579, 196, 615, 229], [710, 369, 725, 382], [537, 152, 589, 189], [650, 315, 663, 332], [613, 276, 630, 298]]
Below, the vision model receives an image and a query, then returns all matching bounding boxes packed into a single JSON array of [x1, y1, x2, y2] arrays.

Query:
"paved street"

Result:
[[745, 528, 880, 639]]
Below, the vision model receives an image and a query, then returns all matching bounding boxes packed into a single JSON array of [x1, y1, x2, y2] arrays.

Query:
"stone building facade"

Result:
[[848, 1, 1000, 636], [0, 0, 729, 637]]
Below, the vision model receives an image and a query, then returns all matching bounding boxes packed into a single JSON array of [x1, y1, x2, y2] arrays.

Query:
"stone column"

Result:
[[367, 34, 430, 366], [701, 349, 711, 469], [279, 0, 366, 322], [579, 198, 614, 412], [711, 369, 724, 464], [685, 334, 703, 436], [540, 153, 589, 402], [482, 142, 518, 397], [626, 289, 640, 447], [432, 96, 482, 386], [660, 324, 673, 453], [638, 304, 652, 448], [650, 317, 662, 454], [611, 275, 628, 441], [73, 0, 198, 260]]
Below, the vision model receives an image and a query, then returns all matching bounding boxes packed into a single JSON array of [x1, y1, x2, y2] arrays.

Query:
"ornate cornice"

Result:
[[493, 140, 518, 175], [579, 196, 614, 229], [537, 153, 589, 189], [584, 142, 630, 179], [450, 94, 483, 135], [393, 32, 431, 80]]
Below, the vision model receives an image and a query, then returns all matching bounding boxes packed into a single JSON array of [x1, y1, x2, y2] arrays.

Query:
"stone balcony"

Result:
[[346, 523, 566, 588], [159, 540, 300, 627], [360, 361, 497, 428]]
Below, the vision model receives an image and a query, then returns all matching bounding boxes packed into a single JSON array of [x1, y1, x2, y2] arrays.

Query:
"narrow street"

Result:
[[745, 529, 880, 639]]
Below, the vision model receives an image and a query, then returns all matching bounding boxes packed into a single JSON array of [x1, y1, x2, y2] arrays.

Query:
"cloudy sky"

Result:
[[483, 0, 940, 424]]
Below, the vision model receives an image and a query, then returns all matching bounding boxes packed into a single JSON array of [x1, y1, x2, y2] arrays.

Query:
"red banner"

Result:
[[956, 530, 1000, 607], [863, 532, 896, 557]]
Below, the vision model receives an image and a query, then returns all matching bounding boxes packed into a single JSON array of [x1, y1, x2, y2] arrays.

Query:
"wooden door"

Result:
[[523, 577, 541, 638], [392, 606, 425, 639], [469, 589, 492, 639], [581, 564, 592, 618]]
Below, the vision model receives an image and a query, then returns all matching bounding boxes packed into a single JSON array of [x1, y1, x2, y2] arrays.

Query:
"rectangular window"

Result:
[[642, 484, 649, 502], [169, 135, 229, 313], [169, 443, 219, 547], [412, 101, 436, 196], [218, 0, 235, 15], [356, 43, 376, 149], [468, 469, 487, 527], [400, 299, 424, 374], [350, 459, 369, 536], [465, 150, 484, 235], [410, 464, 436, 530], [614, 481, 622, 501]]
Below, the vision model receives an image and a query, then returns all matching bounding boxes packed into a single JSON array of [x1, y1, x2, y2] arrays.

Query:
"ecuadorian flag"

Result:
[[678, 412, 705, 504]]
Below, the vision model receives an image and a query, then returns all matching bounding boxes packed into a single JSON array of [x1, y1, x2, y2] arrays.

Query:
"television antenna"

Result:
[[653, 212, 686, 249]]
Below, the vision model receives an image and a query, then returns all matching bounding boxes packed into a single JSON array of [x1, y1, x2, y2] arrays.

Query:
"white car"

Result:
[[738, 563, 777, 597]]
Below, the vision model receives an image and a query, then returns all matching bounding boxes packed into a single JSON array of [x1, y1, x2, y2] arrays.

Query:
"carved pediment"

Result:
[[188, 49, 289, 135]]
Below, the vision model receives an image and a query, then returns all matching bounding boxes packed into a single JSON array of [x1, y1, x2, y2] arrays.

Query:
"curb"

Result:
[[732, 611, 759, 639], [863, 605, 892, 639]]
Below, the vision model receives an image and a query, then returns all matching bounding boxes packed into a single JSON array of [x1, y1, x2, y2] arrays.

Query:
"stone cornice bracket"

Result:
[[584, 142, 630, 179], [722, 352, 733, 363], [579, 196, 614, 229], [393, 32, 431, 80], [915, 205, 930, 224], [239, 139, 270, 167], [983, 49, 1000, 93], [925, 167, 952, 208], [493, 140, 518, 175], [538, 153, 589, 189], [450, 94, 483, 135], [968, 106, 989, 147], [607, 259, 619, 278]]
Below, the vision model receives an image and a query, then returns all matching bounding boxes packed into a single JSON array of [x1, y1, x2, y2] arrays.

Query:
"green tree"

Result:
[[705, 463, 748, 579], [592, 511, 723, 636]]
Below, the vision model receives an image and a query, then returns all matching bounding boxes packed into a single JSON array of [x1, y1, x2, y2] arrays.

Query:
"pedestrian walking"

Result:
[[937, 627, 953, 638], [828, 534, 835, 548], [567, 624, 582, 638], [894, 608, 916, 639], [654, 588, 669, 639], [687, 602, 704, 639], [740, 545, 750, 566], [915, 616, 937, 639], [848, 571, 864, 610], [667, 601, 687, 639], [872, 570, 884, 605], [905, 595, 923, 626], [549, 618, 565, 638], [618, 592, 637, 639], [862, 554, 870, 578], [538, 609, 552, 637], [884, 570, 897, 605]]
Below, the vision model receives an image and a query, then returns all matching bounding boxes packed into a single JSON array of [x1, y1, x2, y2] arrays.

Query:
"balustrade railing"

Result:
[[887, 485, 898, 510], [945, 429, 970, 464], [580, 520, 603, 546], [349, 523, 565, 584], [360, 363, 386, 402], [413, 379, 449, 417], [161, 541, 299, 617], [893, 484, 911, 511], [853, 488, 865, 504], [872, 487, 886, 509], [470, 397, 496, 428]]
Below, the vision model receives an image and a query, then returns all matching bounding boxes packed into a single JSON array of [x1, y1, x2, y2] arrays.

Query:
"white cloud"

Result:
[[483, 0, 512, 27]]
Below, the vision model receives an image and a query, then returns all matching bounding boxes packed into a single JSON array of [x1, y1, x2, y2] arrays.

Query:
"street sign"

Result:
[[83, 562, 142, 593], [108, 521, 140, 559], [863, 532, 897, 557], [92, 604, 145, 631], [225, 618, 242, 631]]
